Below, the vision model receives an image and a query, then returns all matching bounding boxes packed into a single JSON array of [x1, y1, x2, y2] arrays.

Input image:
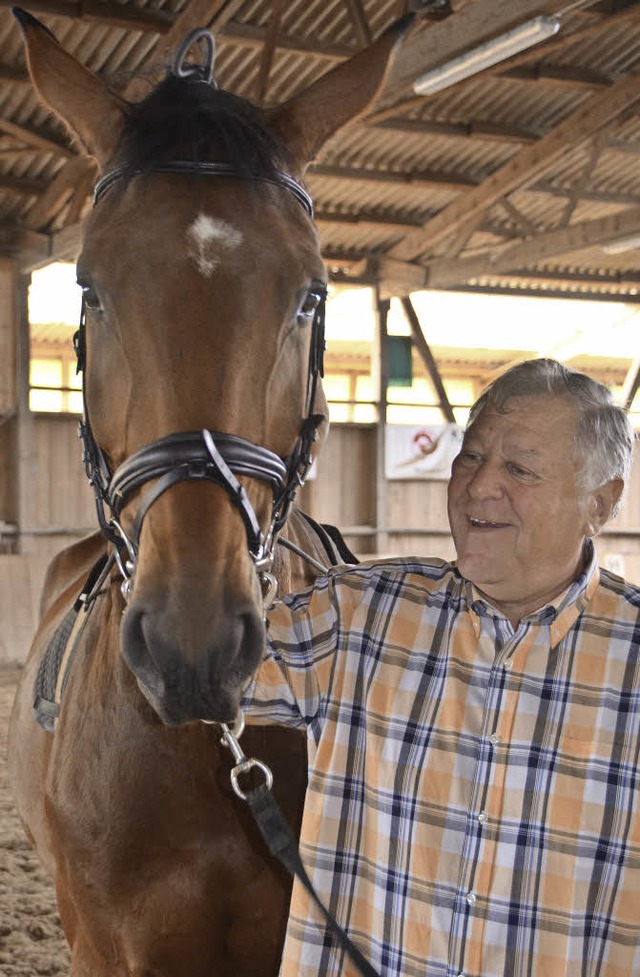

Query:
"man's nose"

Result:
[[466, 460, 504, 499]]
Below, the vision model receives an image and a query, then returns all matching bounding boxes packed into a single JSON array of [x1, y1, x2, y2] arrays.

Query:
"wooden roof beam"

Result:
[[0, 173, 45, 196], [255, 0, 285, 104], [503, 63, 613, 90], [316, 209, 422, 230], [0, 0, 173, 33], [454, 271, 640, 294], [345, 0, 372, 46], [310, 163, 475, 193], [0, 63, 29, 84], [372, 117, 538, 144], [386, 65, 640, 263], [425, 205, 640, 288], [622, 359, 640, 411], [220, 22, 356, 61], [23, 156, 93, 232], [18, 221, 82, 272], [0, 115, 74, 157], [401, 296, 456, 424]]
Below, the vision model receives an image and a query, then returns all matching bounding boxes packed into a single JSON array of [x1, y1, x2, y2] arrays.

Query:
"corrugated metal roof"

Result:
[[3, 0, 640, 309]]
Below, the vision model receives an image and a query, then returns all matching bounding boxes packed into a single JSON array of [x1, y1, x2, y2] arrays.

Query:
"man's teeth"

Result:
[[470, 517, 497, 527]]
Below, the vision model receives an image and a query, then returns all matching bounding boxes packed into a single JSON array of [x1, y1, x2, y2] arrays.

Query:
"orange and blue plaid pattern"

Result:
[[246, 544, 640, 977]]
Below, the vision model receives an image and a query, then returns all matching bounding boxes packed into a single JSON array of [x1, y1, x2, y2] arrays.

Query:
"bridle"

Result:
[[75, 29, 326, 606]]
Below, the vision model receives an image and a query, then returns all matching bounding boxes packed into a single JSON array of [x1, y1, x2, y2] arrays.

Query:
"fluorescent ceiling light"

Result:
[[602, 234, 640, 255], [413, 15, 561, 95]]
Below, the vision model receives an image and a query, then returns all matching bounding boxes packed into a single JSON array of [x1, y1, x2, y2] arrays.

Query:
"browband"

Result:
[[93, 160, 314, 217]]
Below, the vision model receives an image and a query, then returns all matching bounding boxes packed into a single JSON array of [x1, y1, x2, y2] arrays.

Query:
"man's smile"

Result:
[[468, 516, 510, 529]]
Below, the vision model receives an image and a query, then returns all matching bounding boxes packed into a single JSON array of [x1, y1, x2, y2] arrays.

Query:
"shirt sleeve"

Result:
[[242, 572, 342, 732]]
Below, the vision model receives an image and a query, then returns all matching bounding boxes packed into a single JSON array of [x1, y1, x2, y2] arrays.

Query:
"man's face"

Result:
[[447, 395, 594, 622]]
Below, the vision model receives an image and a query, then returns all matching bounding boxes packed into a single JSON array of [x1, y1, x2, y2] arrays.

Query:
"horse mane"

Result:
[[117, 75, 289, 181]]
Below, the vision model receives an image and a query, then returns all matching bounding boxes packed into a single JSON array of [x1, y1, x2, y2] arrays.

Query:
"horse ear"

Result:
[[265, 14, 414, 176], [13, 7, 127, 166]]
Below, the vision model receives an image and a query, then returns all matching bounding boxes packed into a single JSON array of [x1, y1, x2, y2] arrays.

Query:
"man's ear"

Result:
[[585, 478, 624, 536]]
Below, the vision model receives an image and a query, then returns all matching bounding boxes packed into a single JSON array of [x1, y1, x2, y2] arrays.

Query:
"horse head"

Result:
[[16, 9, 411, 724]]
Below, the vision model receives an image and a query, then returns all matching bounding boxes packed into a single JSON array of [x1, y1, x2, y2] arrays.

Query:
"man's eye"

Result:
[[507, 462, 533, 479], [458, 450, 481, 465]]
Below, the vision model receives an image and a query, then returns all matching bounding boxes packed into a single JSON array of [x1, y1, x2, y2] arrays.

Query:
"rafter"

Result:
[[220, 22, 355, 61], [557, 131, 607, 228], [386, 65, 640, 263], [309, 163, 475, 193], [345, 0, 372, 46], [425, 205, 640, 288], [0, 0, 173, 34], [0, 174, 45, 196], [19, 221, 83, 272], [0, 116, 74, 157], [622, 358, 640, 411], [255, 0, 286, 104], [401, 296, 456, 424], [0, 63, 29, 85], [502, 63, 613, 90], [24, 157, 93, 232], [373, 117, 538, 144]]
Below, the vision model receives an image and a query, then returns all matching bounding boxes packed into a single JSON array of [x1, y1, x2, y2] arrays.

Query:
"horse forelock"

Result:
[[116, 76, 289, 183]]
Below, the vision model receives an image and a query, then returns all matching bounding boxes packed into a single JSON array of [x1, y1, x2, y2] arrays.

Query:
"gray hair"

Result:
[[468, 358, 635, 505]]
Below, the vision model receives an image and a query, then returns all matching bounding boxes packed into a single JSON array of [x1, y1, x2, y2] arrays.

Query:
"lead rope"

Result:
[[217, 714, 382, 977]]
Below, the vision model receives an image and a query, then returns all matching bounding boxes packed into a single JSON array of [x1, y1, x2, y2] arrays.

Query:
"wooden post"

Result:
[[0, 259, 19, 552], [15, 271, 36, 555], [374, 289, 390, 556]]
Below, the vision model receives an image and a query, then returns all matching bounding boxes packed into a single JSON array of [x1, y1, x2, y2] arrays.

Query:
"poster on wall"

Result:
[[385, 423, 464, 480]]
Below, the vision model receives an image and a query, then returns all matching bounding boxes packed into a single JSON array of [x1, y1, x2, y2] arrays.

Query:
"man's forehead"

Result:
[[466, 396, 577, 449]]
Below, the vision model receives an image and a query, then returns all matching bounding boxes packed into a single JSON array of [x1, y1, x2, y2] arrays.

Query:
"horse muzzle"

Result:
[[120, 596, 265, 724]]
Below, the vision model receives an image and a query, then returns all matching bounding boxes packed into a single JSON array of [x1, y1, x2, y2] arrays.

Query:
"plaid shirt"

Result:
[[245, 542, 640, 977]]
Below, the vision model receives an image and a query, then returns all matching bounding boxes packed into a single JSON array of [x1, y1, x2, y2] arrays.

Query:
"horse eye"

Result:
[[77, 278, 103, 314], [297, 285, 325, 323]]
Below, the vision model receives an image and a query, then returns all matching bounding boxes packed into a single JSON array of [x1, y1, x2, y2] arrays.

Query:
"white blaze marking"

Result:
[[186, 214, 243, 278]]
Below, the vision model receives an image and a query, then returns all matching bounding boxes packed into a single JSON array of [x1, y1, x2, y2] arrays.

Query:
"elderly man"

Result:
[[246, 357, 639, 977]]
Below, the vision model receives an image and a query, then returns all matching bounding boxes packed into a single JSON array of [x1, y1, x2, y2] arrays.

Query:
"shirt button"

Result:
[[489, 733, 500, 746], [478, 811, 488, 825], [504, 658, 512, 670], [466, 891, 476, 906]]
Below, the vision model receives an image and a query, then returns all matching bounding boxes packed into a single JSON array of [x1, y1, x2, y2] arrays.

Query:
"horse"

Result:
[[8, 9, 411, 977]]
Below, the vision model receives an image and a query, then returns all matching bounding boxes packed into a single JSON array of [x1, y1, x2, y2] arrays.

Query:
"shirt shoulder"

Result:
[[326, 555, 460, 586], [597, 566, 640, 609], [296, 556, 465, 608]]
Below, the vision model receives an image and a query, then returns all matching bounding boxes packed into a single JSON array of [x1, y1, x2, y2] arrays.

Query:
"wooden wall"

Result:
[[1, 414, 639, 663]]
